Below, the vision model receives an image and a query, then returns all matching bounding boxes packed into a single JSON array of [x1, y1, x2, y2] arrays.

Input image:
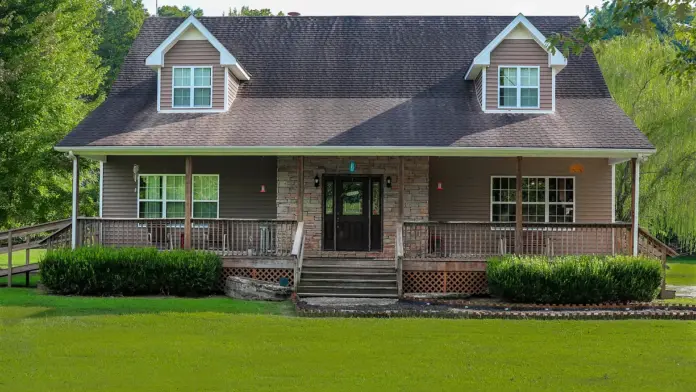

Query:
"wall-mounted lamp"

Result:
[[260, 185, 266, 193], [133, 164, 140, 182], [386, 176, 392, 188], [437, 181, 443, 191], [314, 175, 320, 188]]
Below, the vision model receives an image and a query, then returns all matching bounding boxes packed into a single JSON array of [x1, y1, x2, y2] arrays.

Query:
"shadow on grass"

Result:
[[0, 288, 296, 319]]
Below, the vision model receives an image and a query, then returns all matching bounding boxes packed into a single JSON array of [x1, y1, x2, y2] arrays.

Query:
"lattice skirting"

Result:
[[218, 267, 295, 292], [403, 271, 488, 294]]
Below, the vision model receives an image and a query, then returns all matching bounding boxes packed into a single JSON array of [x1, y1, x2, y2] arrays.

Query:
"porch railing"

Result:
[[402, 221, 634, 260], [77, 218, 298, 257]]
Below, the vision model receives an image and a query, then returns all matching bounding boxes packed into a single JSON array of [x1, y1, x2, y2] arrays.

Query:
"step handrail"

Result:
[[0, 219, 71, 242], [291, 221, 305, 291], [395, 222, 404, 297]]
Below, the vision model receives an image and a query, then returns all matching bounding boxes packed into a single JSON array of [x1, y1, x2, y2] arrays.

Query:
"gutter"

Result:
[[54, 145, 657, 159]]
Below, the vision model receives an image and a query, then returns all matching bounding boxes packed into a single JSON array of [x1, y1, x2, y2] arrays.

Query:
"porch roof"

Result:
[[57, 16, 654, 153]]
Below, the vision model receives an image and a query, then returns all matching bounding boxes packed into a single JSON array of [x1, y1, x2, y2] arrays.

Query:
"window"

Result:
[[491, 176, 574, 223], [172, 67, 212, 108], [498, 66, 539, 109], [138, 174, 219, 218]]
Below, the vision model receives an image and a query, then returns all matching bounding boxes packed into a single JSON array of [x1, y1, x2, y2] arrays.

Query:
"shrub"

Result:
[[40, 247, 222, 296], [486, 255, 662, 304]]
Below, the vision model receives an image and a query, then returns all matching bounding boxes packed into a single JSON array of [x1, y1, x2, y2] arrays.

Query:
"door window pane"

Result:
[[372, 181, 380, 216], [341, 182, 363, 216], [325, 179, 334, 215]]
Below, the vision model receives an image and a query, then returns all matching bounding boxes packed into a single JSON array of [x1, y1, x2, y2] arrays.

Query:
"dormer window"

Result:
[[173, 66, 212, 108], [498, 66, 539, 109]]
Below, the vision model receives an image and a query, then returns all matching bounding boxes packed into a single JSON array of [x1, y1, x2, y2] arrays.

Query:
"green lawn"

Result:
[[1, 289, 695, 391], [0, 248, 45, 269], [667, 257, 696, 286]]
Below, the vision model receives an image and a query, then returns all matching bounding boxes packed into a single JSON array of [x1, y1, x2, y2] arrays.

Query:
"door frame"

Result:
[[322, 174, 383, 252]]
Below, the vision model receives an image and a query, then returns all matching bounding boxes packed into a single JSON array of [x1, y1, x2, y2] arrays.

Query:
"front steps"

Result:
[[297, 258, 398, 298]]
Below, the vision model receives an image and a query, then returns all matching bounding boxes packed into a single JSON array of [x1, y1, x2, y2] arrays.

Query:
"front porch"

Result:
[[50, 153, 673, 295]]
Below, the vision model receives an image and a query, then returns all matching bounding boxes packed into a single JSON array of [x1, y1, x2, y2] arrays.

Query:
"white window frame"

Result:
[[137, 174, 220, 218], [490, 176, 576, 223], [172, 66, 213, 109], [498, 66, 540, 109]]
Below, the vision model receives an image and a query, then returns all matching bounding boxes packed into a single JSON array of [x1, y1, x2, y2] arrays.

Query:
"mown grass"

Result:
[[1, 289, 695, 391], [0, 248, 45, 269], [666, 257, 696, 286]]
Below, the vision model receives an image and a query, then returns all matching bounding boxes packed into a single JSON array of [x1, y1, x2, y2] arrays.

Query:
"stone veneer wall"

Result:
[[276, 156, 429, 259]]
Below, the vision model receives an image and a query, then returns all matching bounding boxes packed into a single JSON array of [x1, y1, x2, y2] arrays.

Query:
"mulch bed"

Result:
[[293, 295, 696, 320]]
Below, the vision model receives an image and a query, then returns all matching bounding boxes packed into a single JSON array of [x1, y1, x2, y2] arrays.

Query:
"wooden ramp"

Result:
[[0, 263, 39, 278]]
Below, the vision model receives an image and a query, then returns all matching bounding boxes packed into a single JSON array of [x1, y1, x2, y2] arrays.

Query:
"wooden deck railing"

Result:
[[77, 218, 298, 257], [402, 221, 635, 260]]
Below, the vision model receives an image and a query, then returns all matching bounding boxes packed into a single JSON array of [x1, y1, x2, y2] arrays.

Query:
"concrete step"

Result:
[[298, 292, 399, 298]]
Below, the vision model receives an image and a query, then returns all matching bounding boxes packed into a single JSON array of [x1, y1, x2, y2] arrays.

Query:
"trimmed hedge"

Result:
[[487, 255, 662, 304], [40, 247, 222, 296]]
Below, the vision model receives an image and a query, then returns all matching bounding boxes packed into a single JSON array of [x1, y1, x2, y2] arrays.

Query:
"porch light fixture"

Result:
[[133, 164, 139, 182], [314, 175, 320, 187], [437, 181, 443, 191], [386, 176, 392, 188]]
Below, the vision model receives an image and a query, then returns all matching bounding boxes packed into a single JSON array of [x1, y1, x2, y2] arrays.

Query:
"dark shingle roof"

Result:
[[58, 16, 653, 150]]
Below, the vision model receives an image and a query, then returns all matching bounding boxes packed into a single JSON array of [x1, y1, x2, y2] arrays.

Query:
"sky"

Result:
[[143, 0, 604, 17]]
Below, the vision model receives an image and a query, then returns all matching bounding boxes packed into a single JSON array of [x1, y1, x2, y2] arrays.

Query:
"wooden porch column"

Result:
[[71, 154, 80, 249], [297, 157, 304, 222], [631, 157, 640, 256], [398, 157, 404, 222], [184, 156, 193, 249], [515, 156, 523, 254]]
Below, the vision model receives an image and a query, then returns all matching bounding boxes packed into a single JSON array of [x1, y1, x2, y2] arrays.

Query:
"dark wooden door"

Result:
[[336, 177, 369, 251]]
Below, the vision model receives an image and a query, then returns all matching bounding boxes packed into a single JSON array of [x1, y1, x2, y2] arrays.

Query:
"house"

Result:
[[55, 14, 670, 297]]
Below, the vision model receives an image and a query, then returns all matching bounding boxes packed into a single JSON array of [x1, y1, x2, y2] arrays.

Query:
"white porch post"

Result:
[[71, 153, 80, 249], [631, 158, 640, 256]]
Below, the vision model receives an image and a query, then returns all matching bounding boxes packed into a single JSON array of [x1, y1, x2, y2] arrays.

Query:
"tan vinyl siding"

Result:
[[485, 39, 552, 111], [227, 70, 239, 109], [102, 156, 277, 219], [429, 157, 612, 222], [474, 72, 483, 109], [161, 40, 225, 110]]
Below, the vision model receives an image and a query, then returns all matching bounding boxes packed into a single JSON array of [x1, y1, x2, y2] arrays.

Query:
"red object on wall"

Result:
[[260, 185, 266, 193], [437, 181, 443, 190]]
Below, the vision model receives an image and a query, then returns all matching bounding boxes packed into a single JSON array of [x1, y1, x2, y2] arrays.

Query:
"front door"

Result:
[[323, 176, 381, 251], [336, 177, 369, 251]]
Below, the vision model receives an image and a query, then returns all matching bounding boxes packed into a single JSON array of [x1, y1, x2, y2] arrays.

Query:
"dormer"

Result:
[[465, 14, 567, 114], [145, 16, 250, 113]]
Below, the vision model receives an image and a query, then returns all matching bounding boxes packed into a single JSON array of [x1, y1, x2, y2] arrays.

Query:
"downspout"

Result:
[[69, 151, 79, 249]]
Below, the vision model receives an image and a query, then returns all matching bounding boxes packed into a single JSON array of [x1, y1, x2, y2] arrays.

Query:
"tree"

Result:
[[227, 6, 284, 16], [594, 36, 696, 249], [548, 0, 696, 79], [0, 0, 104, 229], [96, 0, 149, 95], [157, 5, 203, 17]]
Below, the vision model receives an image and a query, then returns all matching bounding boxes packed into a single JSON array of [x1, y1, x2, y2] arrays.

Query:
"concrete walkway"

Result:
[[667, 285, 696, 298]]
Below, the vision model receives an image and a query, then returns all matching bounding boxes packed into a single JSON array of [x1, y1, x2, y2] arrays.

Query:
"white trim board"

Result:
[[464, 13, 567, 80], [145, 15, 250, 81], [56, 145, 657, 159]]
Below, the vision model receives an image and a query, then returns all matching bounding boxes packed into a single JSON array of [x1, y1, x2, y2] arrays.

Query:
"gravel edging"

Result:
[[293, 296, 696, 320]]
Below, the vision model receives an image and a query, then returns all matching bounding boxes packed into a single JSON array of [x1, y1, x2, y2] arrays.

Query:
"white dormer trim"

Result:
[[145, 15, 250, 81], [464, 13, 567, 80]]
